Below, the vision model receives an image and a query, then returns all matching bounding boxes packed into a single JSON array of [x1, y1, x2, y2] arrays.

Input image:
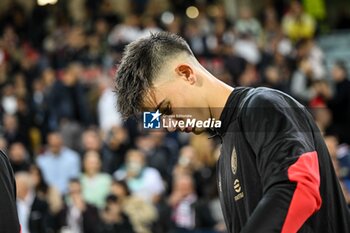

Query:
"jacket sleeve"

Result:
[[0, 150, 21, 233], [240, 91, 322, 233]]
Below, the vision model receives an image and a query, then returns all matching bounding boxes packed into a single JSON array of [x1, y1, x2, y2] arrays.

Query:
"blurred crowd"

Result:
[[0, 0, 350, 233]]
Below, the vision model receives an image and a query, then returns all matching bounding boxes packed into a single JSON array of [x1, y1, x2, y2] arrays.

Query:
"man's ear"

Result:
[[175, 64, 196, 84]]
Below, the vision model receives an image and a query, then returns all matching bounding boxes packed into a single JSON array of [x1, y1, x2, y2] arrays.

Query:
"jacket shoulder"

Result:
[[243, 87, 290, 109]]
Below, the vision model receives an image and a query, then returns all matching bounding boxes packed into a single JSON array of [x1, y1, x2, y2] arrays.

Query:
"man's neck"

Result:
[[207, 78, 234, 120]]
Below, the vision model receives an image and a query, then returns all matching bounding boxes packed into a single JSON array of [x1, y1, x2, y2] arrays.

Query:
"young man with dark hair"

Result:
[[115, 32, 350, 233], [0, 150, 21, 232]]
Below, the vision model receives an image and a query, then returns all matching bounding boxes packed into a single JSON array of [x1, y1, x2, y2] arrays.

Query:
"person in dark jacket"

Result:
[[114, 32, 350, 233], [9, 142, 31, 173], [324, 61, 350, 144], [59, 178, 100, 233], [0, 150, 21, 233], [97, 194, 135, 233], [47, 63, 90, 151]]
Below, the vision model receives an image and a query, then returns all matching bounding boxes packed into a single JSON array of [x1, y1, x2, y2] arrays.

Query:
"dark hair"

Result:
[[112, 179, 131, 196], [115, 32, 193, 119], [69, 178, 81, 184], [334, 60, 348, 77], [30, 164, 49, 194], [105, 194, 118, 203]]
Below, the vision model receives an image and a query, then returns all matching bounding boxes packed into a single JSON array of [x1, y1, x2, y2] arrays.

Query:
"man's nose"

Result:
[[164, 116, 178, 132], [168, 118, 178, 132]]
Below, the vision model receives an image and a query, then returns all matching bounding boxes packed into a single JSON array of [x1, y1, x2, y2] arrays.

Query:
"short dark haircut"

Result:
[[112, 179, 131, 196], [69, 178, 80, 185], [115, 32, 193, 119]]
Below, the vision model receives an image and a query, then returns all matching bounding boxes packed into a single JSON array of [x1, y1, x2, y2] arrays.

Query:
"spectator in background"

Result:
[[310, 98, 332, 135], [29, 164, 64, 232], [81, 150, 112, 209], [168, 174, 197, 233], [80, 128, 103, 154], [98, 194, 135, 233], [8, 142, 30, 173], [136, 131, 178, 181], [306, 39, 326, 80], [97, 77, 122, 135], [282, 0, 316, 42], [2, 113, 27, 146], [80, 127, 122, 173], [1, 83, 18, 115], [108, 14, 141, 50], [60, 179, 99, 233], [323, 61, 350, 144], [30, 77, 49, 146], [82, 32, 104, 66], [336, 144, 350, 181], [173, 143, 217, 199], [114, 149, 164, 203], [234, 36, 261, 65], [13, 73, 28, 100], [325, 135, 343, 178], [235, 6, 262, 42], [260, 6, 282, 54], [294, 38, 325, 80], [36, 131, 81, 194], [41, 67, 56, 94], [290, 58, 316, 103], [259, 38, 293, 90], [47, 63, 90, 150], [110, 179, 157, 233], [16, 97, 35, 151], [93, 18, 110, 54], [205, 18, 235, 57], [324, 135, 350, 206], [53, 25, 87, 69], [194, 188, 226, 233], [31, 68, 56, 146], [103, 125, 130, 173], [261, 65, 288, 91], [189, 133, 218, 198], [183, 20, 207, 57], [173, 146, 198, 177], [16, 172, 49, 233], [234, 7, 262, 66], [139, 15, 162, 38]]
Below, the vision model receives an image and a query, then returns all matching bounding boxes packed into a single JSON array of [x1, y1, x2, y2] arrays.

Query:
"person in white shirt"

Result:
[[168, 174, 197, 230], [36, 132, 81, 194], [114, 149, 164, 203], [16, 172, 48, 233]]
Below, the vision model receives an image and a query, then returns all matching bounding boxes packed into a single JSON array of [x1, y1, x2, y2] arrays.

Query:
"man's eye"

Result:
[[162, 104, 172, 115]]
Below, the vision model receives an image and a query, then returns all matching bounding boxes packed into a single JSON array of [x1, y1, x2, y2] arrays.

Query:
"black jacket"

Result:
[[29, 196, 49, 233], [327, 79, 350, 144], [0, 150, 21, 232], [216, 87, 350, 233], [47, 80, 90, 130], [59, 203, 100, 233]]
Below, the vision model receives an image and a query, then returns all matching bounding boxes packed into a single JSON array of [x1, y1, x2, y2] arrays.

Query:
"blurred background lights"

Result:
[[161, 11, 175, 25], [37, 0, 58, 6], [186, 6, 199, 19]]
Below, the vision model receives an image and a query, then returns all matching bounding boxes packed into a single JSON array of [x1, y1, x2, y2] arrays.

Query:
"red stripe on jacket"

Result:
[[282, 151, 322, 233]]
